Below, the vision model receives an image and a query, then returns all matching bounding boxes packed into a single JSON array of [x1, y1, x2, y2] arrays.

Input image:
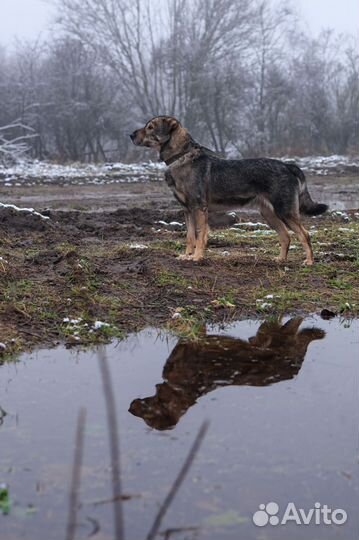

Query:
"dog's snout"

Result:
[[129, 131, 136, 141]]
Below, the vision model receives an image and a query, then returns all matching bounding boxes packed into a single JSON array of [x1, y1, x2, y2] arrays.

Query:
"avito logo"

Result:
[[253, 501, 347, 527]]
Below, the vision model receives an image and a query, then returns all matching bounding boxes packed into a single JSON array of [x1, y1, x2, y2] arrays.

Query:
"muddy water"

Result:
[[0, 316, 358, 540]]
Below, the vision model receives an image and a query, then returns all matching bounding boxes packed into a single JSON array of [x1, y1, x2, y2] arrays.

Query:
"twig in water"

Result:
[[162, 526, 198, 540], [65, 407, 86, 540], [97, 346, 124, 540], [86, 516, 100, 537], [91, 493, 141, 506], [146, 420, 209, 540], [0, 406, 7, 426]]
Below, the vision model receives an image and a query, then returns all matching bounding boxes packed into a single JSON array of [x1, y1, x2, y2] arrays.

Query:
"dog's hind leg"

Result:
[[285, 213, 314, 266], [178, 210, 197, 260], [193, 208, 208, 262], [259, 202, 290, 263]]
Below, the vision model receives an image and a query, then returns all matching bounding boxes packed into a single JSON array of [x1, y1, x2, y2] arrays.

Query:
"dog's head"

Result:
[[129, 381, 191, 430], [129, 395, 178, 430], [130, 116, 181, 150]]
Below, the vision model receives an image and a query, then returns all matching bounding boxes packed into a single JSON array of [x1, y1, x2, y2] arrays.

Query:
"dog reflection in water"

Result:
[[129, 318, 325, 430]]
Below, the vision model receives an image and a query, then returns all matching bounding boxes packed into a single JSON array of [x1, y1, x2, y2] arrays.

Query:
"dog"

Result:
[[130, 116, 328, 264], [129, 318, 325, 430]]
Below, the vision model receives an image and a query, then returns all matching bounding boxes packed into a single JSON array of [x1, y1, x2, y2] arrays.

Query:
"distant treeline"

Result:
[[0, 0, 358, 163]]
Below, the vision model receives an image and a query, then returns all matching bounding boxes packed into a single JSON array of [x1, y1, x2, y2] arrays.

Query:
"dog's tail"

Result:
[[286, 163, 328, 216]]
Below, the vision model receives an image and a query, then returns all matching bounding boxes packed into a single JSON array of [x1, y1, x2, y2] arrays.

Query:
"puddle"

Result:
[[0, 316, 358, 539]]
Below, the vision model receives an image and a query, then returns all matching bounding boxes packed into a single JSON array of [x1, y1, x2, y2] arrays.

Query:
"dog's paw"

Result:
[[274, 256, 286, 263], [177, 253, 194, 261], [302, 258, 314, 266]]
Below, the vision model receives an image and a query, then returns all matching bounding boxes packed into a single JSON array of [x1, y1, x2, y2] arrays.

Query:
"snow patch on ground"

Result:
[[0, 202, 50, 220], [128, 243, 148, 249], [0, 155, 357, 186], [93, 321, 110, 330], [155, 220, 184, 228], [63, 317, 82, 324], [280, 155, 359, 176], [62, 317, 112, 334], [0, 159, 165, 186], [232, 222, 269, 228]]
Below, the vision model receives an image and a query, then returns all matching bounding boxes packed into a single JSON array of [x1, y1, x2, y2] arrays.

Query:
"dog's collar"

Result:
[[164, 150, 192, 166], [161, 136, 201, 166]]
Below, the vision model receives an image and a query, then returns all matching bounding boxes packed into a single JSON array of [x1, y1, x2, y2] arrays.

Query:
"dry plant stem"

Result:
[[98, 347, 125, 540], [146, 420, 209, 540], [65, 407, 86, 540]]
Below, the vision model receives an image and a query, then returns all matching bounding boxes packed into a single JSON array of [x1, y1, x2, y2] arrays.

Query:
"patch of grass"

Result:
[[328, 277, 353, 290], [155, 269, 191, 288], [2, 279, 34, 300], [0, 484, 11, 515], [24, 248, 43, 259], [92, 293, 123, 310], [152, 239, 183, 253], [211, 292, 236, 308], [55, 242, 78, 256], [61, 318, 125, 343], [299, 262, 334, 277], [0, 214, 358, 357], [167, 305, 211, 339]]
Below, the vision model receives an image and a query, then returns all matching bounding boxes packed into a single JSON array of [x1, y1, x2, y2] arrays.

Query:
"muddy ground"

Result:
[[0, 175, 358, 358]]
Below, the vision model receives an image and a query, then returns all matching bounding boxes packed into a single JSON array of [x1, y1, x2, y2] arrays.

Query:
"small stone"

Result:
[[320, 308, 336, 320]]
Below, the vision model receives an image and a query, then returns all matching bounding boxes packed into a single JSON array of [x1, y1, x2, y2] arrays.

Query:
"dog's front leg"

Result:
[[178, 209, 196, 260], [193, 207, 208, 261], [184, 209, 196, 257]]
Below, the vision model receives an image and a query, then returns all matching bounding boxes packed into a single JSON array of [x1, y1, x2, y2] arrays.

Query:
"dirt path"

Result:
[[0, 174, 358, 212]]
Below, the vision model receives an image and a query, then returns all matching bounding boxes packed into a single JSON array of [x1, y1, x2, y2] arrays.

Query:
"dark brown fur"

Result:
[[129, 318, 325, 430], [131, 116, 328, 264]]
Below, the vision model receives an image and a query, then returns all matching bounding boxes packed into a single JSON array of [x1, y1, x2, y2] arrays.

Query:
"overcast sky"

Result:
[[0, 0, 358, 47]]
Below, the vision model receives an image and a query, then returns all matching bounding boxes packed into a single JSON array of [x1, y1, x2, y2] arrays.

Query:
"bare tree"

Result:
[[0, 0, 357, 161], [0, 122, 36, 165], [330, 38, 359, 153], [43, 38, 115, 161], [239, 0, 295, 155], [57, 0, 254, 137]]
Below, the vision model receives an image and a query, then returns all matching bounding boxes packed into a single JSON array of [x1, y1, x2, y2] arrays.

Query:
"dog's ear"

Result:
[[166, 117, 180, 133], [281, 317, 303, 335], [153, 117, 181, 145]]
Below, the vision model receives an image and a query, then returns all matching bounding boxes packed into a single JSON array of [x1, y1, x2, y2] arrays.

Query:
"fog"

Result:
[[0, 0, 358, 47], [0, 0, 358, 163]]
